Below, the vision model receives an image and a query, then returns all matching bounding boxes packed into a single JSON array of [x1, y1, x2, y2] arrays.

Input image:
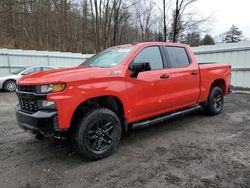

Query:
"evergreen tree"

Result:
[[182, 32, 200, 47], [223, 25, 243, 43], [200, 34, 215, 45]]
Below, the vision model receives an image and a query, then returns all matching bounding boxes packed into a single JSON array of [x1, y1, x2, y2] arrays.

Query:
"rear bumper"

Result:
[[16, 105, 68, 139]]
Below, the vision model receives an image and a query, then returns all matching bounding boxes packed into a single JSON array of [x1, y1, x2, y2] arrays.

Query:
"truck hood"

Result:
[[18, 66, 105, 85]]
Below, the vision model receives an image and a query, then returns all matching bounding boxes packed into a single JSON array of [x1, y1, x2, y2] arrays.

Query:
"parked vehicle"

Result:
[[15, 42, 231, 160], [0, 66, 57, 92]]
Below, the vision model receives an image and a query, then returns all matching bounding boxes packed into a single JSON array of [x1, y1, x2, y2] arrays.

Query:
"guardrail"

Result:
[[0, 48, 93, 74], [193, 41, 250, 88]]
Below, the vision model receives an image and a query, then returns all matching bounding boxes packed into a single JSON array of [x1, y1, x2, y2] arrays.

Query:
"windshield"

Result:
[[11, 67, 27, 75], [80, 46, 135, 68]]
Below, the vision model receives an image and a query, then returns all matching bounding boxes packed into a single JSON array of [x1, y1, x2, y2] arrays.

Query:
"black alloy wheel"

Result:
[[86, 119, 115, 153], [71, 108, 122, 160], [212, 92, 223, 112], [203, 86, 224, 115]]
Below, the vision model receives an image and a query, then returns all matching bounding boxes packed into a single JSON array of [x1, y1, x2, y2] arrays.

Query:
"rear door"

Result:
[[162, 46, 200, 109]]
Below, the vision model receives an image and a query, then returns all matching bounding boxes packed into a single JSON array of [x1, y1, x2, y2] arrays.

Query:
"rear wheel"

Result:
[[3, 80, 16, 92], [203, 86, 224, 116], [71, 108, 122, 160]]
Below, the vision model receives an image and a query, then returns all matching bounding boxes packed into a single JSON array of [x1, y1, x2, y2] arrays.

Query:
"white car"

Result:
[[0, 66, 57, 92]]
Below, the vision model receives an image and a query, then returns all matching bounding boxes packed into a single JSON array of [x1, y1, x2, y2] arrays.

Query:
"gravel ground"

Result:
[[0, 92, 250, 188]]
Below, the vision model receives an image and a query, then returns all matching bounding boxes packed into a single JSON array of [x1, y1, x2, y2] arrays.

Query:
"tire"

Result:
[[3, 80, 16, 92], [71, 108, 122, 160], [203, 86, 224, 116]]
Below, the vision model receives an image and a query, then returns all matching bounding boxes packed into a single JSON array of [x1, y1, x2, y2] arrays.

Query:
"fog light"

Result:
[[38, 100, 56, 109]]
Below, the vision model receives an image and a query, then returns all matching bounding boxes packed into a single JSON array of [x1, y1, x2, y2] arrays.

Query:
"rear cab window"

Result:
[[164, 46, 190, 68]]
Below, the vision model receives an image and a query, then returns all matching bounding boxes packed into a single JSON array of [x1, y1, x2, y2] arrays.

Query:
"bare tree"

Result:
[[0, 0, 211, 52], [168, 0, 211, 43], [170, 0, 196, 42], [161, 0, 172, 41], [163, 0, 167, 41], [134, 0, 157, 42]]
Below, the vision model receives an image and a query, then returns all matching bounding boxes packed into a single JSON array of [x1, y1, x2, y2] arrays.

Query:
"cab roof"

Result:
[[114, 41, 190, 48]]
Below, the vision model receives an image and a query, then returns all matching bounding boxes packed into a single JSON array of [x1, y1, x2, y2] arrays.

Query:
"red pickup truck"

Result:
[[16, 42, 231, 160]]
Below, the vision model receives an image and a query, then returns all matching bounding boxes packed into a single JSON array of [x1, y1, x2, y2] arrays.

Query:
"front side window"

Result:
[[80, 46, 135, 68], [164, 46, 190, 68], [133, 46, 163, 70]]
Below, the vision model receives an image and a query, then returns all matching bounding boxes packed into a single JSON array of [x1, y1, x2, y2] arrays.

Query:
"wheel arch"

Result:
[[202, 78, 226, 106], [210, 78, 226, 94], [70, 95, 127, 132], [3, 79, 17, 85]]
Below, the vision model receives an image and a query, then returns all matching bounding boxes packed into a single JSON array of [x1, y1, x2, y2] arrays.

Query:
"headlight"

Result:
[[38, 83, 66, 93], [38, 100, 56, 109]]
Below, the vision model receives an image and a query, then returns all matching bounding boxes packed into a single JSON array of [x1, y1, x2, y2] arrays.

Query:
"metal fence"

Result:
[[193, 41, 250, 88], [1, 41, 250, 88], [0, 48, 93, 75]]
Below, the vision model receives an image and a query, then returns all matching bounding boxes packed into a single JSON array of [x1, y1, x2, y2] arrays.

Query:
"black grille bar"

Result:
[[17, 85, 36, 93], [18, 97, 38, 112], [16, 85, 46, 113]]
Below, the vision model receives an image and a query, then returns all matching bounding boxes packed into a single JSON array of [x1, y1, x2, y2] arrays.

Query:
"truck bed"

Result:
[[198, 63, 231, 102]]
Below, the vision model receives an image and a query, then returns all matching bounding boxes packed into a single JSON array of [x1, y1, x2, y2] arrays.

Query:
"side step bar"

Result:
[[132, 105, 202, 129]]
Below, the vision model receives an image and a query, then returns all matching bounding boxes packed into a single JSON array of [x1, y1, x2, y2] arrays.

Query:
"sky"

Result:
[[155, 0, 250, 40], [194, 0, 250, 39]]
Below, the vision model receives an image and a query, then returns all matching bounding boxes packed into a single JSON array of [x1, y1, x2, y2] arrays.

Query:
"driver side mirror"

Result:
[[129, 62, 151, 78]]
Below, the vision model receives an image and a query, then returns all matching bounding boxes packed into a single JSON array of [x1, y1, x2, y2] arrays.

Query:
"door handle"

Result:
[[191, 71, 198, 75], [160, 74, 170, 79]]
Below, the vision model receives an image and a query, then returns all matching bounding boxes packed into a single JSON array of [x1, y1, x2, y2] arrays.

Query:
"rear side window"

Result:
[[133, 46, 163, 70], [164, 47, 190, 68]]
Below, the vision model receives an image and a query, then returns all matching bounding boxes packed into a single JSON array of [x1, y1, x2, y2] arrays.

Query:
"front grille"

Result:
[[18, 96, 38, 112], [18, 85, 36, 93]]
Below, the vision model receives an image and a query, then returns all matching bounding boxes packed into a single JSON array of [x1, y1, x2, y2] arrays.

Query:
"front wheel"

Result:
[[203, 86, 224, 116], [71, 108, 122, 160], [3, 80, 16, 92]]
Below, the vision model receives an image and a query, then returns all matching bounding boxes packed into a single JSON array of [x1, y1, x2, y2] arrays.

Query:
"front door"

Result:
[[125, 46, 171, 122]]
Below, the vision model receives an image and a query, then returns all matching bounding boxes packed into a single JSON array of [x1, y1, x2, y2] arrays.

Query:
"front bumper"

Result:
[[16, 105, 68, 139]]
